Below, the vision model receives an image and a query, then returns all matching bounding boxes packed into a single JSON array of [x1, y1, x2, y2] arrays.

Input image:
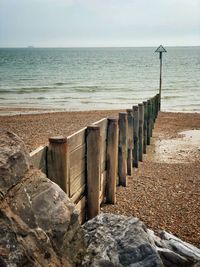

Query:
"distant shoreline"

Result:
[[0, 106, 200, 117]]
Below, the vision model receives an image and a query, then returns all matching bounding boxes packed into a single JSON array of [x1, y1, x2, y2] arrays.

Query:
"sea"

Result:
[[0, 47, 199, 112]]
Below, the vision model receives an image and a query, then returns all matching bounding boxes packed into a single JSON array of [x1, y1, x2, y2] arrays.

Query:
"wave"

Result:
[[0, 86, 55, 94], [54, 82, 73, 86]]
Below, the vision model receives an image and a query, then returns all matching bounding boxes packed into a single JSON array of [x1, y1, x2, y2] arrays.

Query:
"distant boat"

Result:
[[27, 46, 35, 48]]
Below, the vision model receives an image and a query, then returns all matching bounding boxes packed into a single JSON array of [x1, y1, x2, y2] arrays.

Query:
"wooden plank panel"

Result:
[[100, 171, 107, 204], [70, 171, 86, 197], [70, 184, 86, 204], [75, 196, 86, 224], [70, 144, 86, 168], [75, 196, 86, 214], [93, 118, 108, 141], [67, 127, 86, 152], [78, 210, 86, 224], [70, 158, 86, 180], [30, 146, 47, 174], [101, 140, 107, 169]]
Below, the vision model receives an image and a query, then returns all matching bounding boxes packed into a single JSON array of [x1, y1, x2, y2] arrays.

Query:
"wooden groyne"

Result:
[[30, 93, 160, 223]]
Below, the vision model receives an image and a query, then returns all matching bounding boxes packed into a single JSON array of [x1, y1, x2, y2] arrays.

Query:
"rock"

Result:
[[81, 213, 164, 266], [0, 129, 30, 199], [0, 130, 83, 266], [0, 168, 83, 266], [157, 231, 200, 267], [80, 214, 200, 267]]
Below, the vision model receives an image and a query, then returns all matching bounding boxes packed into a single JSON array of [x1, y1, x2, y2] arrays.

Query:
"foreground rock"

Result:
[[81, 213, 200, 267], [0, 129, 83, 266], [81, 214, 163, 266], [0, 130, 30, 200]]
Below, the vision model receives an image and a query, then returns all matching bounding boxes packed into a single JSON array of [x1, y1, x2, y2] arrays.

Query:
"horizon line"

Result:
[[0, 45, 200, 49]]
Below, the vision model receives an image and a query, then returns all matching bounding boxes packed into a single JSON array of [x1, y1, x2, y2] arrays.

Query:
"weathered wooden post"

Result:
[[155, 45, 167, 111], [147, 99, 151, 145], [86, 125, 101, 219], [106, 118, 119, 204], [118, 112, 127, 186], [138, 103, 144, 162], [132, 106, 139, 168], [143, 101, 148, 154], [127, 109, 133, 175], [153, 96, 156, 122], [48, 136, 69, 194], [150, 98, 154, 136], [156, 93, 159, 117]]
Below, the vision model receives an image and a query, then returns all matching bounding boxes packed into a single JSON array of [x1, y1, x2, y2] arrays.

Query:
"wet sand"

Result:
[[0, 111, 200, 247]]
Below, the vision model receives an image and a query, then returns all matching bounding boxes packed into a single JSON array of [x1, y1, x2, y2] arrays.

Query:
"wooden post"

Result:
[[138, 103, 144, 162], [126, 109, 133, 176], [150, 98, 154, 136], [147, 100, 151, 145], [86, 125, 101, 219], [118, 112, 127, 186], [153, 96, 156, 122], [156, 93, 159, 117], [106, 118, 118, 204], [132, 106, 139, 168], [143, 101, 148, 154], [48, 136, 69, 194]]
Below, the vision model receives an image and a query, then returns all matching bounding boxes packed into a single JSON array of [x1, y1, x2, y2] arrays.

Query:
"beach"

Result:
[[0, 110, 200, 247]]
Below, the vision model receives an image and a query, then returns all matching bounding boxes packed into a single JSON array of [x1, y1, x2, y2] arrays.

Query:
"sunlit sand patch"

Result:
[[154, 129, 200, 163]]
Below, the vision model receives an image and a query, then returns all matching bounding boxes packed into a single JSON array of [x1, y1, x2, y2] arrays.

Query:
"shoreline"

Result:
[[0, 106, 200, 117]]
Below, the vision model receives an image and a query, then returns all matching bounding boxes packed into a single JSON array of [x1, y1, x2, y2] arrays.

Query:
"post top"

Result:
[[155, 45, 167, 53], [49, 136, 67, 144]]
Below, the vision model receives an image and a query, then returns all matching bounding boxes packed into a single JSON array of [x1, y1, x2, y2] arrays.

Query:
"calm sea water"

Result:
[[0, 47, 199, 112]]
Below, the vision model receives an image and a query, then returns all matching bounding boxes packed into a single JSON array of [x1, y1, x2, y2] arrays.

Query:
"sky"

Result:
[[0, 0, 199, 47]]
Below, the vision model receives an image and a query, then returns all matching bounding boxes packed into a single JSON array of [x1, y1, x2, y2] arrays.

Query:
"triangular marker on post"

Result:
[[155, 45, 167, 53]]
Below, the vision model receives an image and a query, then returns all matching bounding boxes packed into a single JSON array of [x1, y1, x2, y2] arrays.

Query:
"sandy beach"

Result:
[[0, 110, 200, 247]]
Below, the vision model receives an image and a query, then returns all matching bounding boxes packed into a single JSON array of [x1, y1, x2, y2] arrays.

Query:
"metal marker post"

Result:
[[155, 45, 167, 110]]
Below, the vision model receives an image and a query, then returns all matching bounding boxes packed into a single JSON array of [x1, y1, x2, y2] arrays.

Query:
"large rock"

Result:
[[0, 129, 30, 199], [0, 170, 83, 266], [148, 230, 200, 267], [81, 213, 164, 266], [81, 214, 200, 267], [0, 130, 83, 266]]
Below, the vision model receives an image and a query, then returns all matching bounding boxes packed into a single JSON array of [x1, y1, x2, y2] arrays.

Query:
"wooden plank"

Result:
[[143, 101, 148, 154], [70, 144, 86, 168], [106, 118, 118, 204], [138, 103, 144, 162], [132, 106, 139, 168], [86, 125, 101, 219], [100, 171, 107, 204], [93, 118, 108, 141], [30, 146, 47, 174], [75, 196, 86, 214], [70, 158, 85, 180], [75, 196, 86, 224], [101, 140, 107, 169], [147, 99, 151, 145], [78, 210, 86, 224], [70, 171, 86, 198], [70, 184, 86, 204], [47, 137, 69, 194], [126, 109, 133, 176], [67, 127, 86, 152], [118, 112, 127, 186]]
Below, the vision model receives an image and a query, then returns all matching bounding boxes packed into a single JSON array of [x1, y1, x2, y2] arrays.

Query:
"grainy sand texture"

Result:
[[0, 110, 200, 247]]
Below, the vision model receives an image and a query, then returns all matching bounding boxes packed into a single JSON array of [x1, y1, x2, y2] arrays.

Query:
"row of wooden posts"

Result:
[[43, 93, 160, 222]]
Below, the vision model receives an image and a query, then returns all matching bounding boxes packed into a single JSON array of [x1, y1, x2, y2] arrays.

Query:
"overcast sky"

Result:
[[0, 0, 199, 47]]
